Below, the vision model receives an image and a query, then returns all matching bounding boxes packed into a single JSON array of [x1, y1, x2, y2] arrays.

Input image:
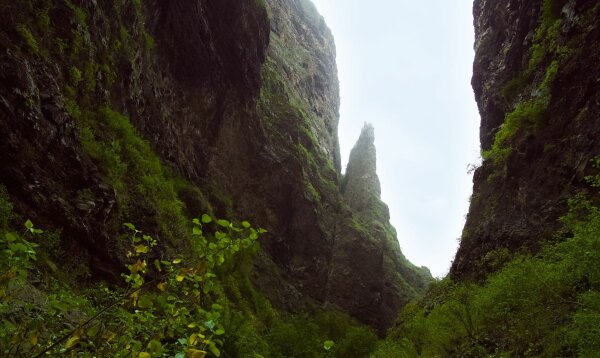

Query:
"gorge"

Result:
[[0, 0, 599, 356]]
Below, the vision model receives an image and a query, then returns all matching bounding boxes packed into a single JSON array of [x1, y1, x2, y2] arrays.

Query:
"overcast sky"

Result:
[[310, 0, 481, 277]]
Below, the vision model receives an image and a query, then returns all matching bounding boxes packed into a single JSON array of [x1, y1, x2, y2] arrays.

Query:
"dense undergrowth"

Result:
[[0, 187, 380, 357]]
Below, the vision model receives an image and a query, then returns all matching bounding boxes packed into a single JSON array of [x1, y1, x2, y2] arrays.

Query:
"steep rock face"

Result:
[[343, 124, 382, 212], [234, 0, 343, 309], [0, 0, 429, 331], [0, 0, 270, 278], [266, 0, 341, 171], [452, 0, 600, 280], [322, 124, 431, 332], [251, 2, 432, 332]]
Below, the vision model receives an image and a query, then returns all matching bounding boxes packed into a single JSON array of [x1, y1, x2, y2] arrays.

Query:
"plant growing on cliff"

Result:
[[486, 34, 562, 172], [16, 24, 40, 55], [488, 0, 572, 177]]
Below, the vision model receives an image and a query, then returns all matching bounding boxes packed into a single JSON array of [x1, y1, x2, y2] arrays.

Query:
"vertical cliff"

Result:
[[322, 124, 431, 331], [252, 0, 432, 332], [452, 0, 600, 280], [0, 0, 430, 333], [0, 0, 271, 278]]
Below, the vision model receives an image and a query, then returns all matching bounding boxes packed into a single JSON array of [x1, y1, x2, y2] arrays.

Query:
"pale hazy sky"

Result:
[[310, 0, 481, 277]]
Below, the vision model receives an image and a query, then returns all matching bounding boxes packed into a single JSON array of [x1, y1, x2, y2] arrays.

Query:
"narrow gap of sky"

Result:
[[310, 0, 481, 277]]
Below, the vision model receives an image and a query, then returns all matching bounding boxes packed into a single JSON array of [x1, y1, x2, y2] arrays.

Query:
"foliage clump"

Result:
[[0, 209, 266, 357]]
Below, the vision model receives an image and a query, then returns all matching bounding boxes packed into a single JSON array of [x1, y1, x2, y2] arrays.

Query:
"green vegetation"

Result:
[[131, 0, 142, 11], [264, 312, 377, 358], [491, 63, 559, 168], [255, 0, 267, 11], [489, 72, 555, 169], [119, 26, 134, 60], [0, 187, 11, 230], [541, 0, 569, 28], [0, 204, 266, 356], [260, 57, 340, 206], [351, 217, 371, 237], [0, 189, 379, 357], [144, 32, 156, 51], [33, 5, 51, 34], [65, 0, 87, 27], [381, 162, 600, 356], [79, 107, 190, 246], [305, 179, 321, 203], [5, 0, 599, 356], [83, 62, 98, 92], [69, 66, 82, 85]]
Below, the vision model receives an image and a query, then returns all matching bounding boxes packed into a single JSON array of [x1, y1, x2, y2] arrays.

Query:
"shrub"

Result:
[[0, 215, 265, 357], [333, 326, 378, 358]]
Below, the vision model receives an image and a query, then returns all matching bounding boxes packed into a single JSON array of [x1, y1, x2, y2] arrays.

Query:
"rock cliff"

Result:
[[452, 0, 600, 280], [0, 0, 430, 331], [325, 123, 431, 331]]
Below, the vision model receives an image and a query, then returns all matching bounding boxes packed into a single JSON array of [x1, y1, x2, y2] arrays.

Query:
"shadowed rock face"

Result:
[[0, 0, 430, 331], [0, 0, 271, 279], [250, 1, 431, 332], [452, 0, 600, 280], [320, 124, 432, 333], [152, 0, 269, 93]]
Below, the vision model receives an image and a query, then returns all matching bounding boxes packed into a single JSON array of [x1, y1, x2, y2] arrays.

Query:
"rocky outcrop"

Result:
[[452, 0, 600, 280], [249, 1, 431, 332], [0, 0, 430, 331], [322, 124, 431, 332], [342, 123, 381, 212]]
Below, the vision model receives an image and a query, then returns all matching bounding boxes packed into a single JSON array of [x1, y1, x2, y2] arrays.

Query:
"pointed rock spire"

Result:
[[343, 123, 383, 212]]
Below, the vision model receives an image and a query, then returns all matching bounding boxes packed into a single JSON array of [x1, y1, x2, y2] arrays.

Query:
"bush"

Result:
[[267, 315, 323, 357], [0, 215, 265, 357], [333, 326, 377, 358]]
